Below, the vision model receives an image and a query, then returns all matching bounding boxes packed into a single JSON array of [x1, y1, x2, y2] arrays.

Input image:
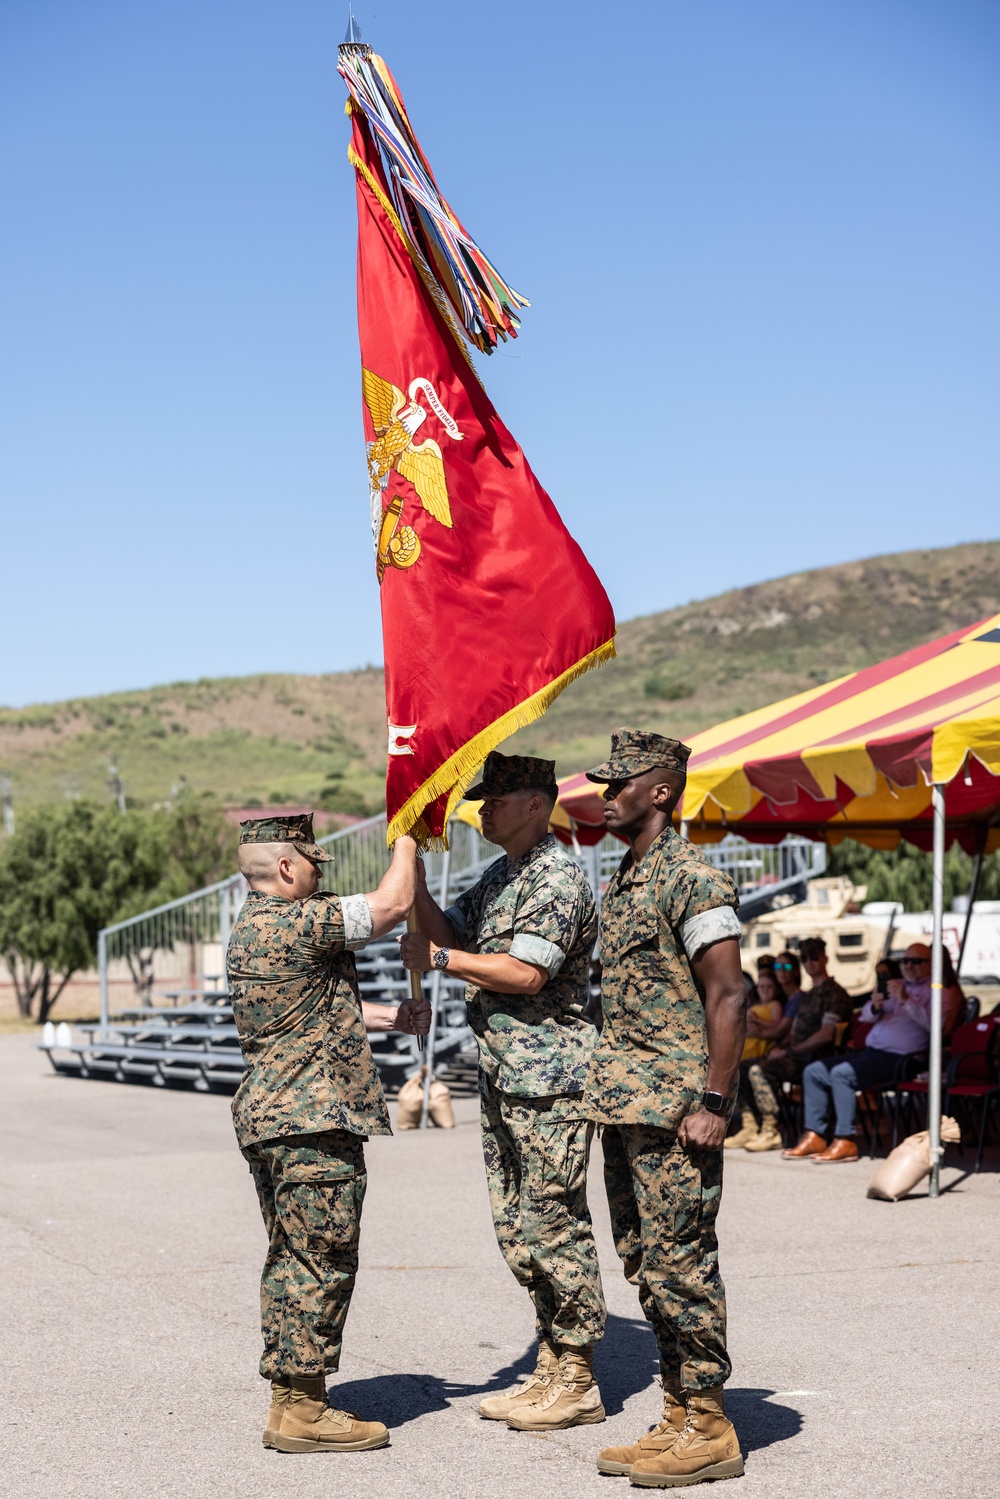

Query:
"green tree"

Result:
[[115, 792, 239, 917], [827, 837, 1000, 912], [107, 793, 240, 996], [0, 801, 169, 1022]]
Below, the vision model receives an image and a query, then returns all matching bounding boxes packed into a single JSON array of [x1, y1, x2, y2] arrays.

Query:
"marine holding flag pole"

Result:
[[338, 21, 616, 849]]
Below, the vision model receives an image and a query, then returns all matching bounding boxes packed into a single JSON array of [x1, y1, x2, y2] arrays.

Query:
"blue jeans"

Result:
[[802, 1049, 908, 1138]]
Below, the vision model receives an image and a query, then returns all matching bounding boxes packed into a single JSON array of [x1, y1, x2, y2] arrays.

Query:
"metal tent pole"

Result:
[[956, 828, 987, 980], [420, 846, 451, 1129], [928, 784, 946, 1199]]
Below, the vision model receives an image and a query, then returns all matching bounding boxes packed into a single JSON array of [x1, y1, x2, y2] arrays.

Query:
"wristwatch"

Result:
[[432, 946, 450, 971], [701, 1091, 728, 1116]]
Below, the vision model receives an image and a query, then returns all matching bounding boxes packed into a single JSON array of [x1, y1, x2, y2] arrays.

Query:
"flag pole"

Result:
[[406, 908, 425, 1053], [928, 783, 946, 1199], [419, 846, 451, 1128]]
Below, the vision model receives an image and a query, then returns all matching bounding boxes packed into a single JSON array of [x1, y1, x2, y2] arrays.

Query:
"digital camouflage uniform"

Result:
[[746, 975, 852, 1117], [449, 752, 605, 1350], [583, 731, 742, 1394], [227, 815, 385, 1381]]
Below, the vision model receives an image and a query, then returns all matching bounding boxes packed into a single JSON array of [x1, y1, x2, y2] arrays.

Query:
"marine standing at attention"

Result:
[[226, 814, 428, 1455], [400, 752, 608, 1432], [583, 731, 748, 1489]]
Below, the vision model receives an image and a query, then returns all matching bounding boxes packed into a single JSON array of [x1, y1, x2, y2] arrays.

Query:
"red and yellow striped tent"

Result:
[[680, 612, 1000, 852], [549, 613, 1000, 854]]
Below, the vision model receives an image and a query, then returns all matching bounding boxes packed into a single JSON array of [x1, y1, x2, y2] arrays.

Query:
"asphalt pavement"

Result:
[[2, 1031, 998, 1499]]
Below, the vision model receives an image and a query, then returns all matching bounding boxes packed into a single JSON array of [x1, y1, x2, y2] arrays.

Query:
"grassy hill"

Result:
[[2, 541, 998, 813]]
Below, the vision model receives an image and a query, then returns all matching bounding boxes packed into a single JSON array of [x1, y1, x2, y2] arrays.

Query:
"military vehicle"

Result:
[[740, 877, 1000, 1007]]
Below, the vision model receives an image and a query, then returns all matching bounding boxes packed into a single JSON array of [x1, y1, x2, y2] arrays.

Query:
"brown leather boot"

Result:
[[506, 1347, 605, 1431], [744, 1115, 782, 1152], [478, 1336, 559, 1419], [782, 1129, 827, 1159], [812, 1136, 858, 1163], [597, 1381, 686, 1475], [629, 1387, 744, 1487], [724, 1111, 759, 1150], [271, 1375, 389, 1453], [263, 1377, 292, 1448]]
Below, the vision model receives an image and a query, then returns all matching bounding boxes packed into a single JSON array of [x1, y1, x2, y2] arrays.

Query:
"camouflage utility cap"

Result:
[[239, 813, 332, 862], [467, 750, 557, 800], [586, 728, 691, 784]]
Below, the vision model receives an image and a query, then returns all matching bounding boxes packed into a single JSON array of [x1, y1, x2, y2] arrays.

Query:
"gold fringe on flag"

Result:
[[387, 639, 617, 849]]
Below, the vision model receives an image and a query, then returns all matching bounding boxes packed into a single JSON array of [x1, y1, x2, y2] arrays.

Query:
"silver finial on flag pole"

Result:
[[340, 7, 371, 59]]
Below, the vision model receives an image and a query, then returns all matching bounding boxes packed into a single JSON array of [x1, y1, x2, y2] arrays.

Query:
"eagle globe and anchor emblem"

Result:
[[362, 368, 462, 583]]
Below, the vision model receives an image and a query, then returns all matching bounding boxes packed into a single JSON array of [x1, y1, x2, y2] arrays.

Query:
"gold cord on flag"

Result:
[[347, 137, 484, 386]]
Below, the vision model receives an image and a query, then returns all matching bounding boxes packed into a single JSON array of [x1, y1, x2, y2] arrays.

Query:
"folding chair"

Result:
[[897, 1019, 999, 1169], [943, 1020, 1000, 1172], [777, 1079, 803, 1147], [886, 1053, 932, 1144], [842, 1019, 894, 1156]]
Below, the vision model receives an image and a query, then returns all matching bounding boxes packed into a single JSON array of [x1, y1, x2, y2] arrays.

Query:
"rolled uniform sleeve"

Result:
[[506, 870, 591, 979], [339, 894, 373, 951], [662, 866, 740, 963], [509, 932, 566, 976], [680, 906, 742, 962]]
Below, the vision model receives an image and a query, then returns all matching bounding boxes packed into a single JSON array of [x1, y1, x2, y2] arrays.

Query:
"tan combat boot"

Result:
[[744, 1114, 782, 1152], [724, 1111, 759, 1150], [596, 1381, 686, 1476], [263, 1377, 291, 1448], [271, 1374, 389, 1453], [506, 1347, 605, 1432], [478, 1336, 559, 1420], [629, 1387, 744, 1487]]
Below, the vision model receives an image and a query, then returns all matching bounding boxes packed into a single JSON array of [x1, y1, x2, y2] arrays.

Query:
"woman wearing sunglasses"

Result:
[[727, 954, 807, 1150], [772, 952, 804, 1023]]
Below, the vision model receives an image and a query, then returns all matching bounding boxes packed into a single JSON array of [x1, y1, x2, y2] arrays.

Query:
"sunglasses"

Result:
[[773, 962, 798, 972], [900, 958, 929, 968]]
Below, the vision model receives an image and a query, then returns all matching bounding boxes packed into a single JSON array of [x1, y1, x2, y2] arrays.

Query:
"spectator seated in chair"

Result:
[[727, 964, 787, 1149], [773, 950, 805, 1026], [745, 938, 853, 1153], [786, 943, 964, 1164]]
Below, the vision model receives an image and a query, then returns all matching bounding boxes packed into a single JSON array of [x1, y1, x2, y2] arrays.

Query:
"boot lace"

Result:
[[316, 1406, 357, 1427]]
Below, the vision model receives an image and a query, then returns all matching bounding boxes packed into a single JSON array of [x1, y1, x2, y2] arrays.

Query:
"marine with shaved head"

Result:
[[583, 730, 748, 1487], [226, 814, 428, 1454]]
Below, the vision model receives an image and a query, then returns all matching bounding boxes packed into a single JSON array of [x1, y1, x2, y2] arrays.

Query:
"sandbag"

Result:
[[428, 1075, 456, 1130], [866, 1117, 961, 1201], [395, 1071, 424, 1129], [395, 1069, 456, 1130]]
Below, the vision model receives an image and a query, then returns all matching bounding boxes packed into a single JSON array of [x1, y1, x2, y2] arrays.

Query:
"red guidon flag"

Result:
[[339, 40, 615, 847]]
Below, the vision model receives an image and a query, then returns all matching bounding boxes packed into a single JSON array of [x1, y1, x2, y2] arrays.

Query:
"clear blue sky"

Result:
[[2, 0, 998, 706]]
